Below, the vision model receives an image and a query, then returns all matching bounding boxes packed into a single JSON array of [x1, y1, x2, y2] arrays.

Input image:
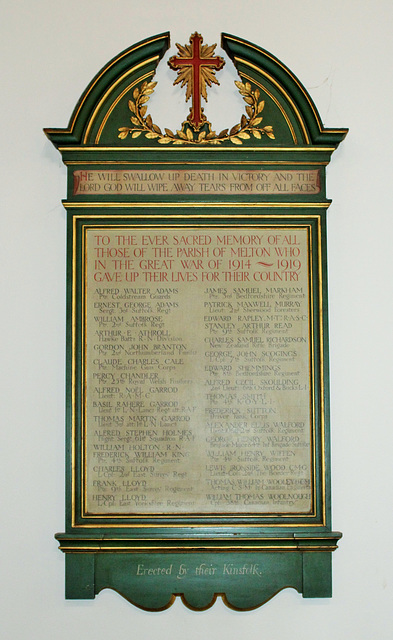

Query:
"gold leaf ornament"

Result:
[[118, 74, 274, 144], [201, 44, 216, 57], [263, 125, 275, 139], [230, 124, 241, 136]]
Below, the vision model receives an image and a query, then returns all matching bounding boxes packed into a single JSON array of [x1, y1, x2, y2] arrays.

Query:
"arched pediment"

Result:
[[45, 32, 347, 149], [221, 33, 347, 146], [44, 32, 170, 148]]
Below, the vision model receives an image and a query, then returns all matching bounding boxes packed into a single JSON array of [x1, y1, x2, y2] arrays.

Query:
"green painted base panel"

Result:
[[64, 552, 332, 610]]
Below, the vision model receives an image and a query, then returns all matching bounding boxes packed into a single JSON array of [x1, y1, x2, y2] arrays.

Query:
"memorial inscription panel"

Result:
[[84, 225, 313, 516], [73, 169, 321, 196], [47, 31, 346, 606]]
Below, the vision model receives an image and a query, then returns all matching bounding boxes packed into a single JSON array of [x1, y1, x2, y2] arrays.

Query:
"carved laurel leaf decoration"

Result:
[[118, 78, 275, 144]]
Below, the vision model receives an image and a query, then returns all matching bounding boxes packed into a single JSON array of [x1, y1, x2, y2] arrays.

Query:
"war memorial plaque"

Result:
[[46, 32, 347, 609]]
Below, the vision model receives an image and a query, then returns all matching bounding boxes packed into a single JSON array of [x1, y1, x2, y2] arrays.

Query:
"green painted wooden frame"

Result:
[[45, 32, 347, 610]]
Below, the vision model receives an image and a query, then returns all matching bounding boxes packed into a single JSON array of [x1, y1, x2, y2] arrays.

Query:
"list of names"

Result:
[[84, 227, 313, 515]]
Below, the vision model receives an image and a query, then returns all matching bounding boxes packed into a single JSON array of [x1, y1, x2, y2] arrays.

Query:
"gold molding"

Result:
[[45, 35, 168, 138], [71, 215, 326, 527], [70, 522, 325, 528], [83, 57, 160, 144], [239, 71, 297, 143], [71, 219, 77, 526], [81, 223, 317, 521], [59, 146, 335, 152], [318, 217, 327, 523], [58, 534, 339, 541], [223, 35, 347, 138], [58, 544, 338, 553], [95, 71, 154, 144], [234, 57, 310, 143], [65, 161, 328, 166], [64, 203, 330, 210]]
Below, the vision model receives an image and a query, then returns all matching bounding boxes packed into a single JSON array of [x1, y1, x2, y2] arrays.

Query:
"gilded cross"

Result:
[[168, 32, 225, 130]]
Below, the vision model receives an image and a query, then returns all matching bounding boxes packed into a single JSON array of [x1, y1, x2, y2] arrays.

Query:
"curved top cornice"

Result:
[[44, 32, 170, 148], [221, 33, 348, 147], [45, 31, 347, 150]]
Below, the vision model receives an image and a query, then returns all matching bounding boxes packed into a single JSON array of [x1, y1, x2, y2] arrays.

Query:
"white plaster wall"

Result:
[[2, 1, 393, 637]]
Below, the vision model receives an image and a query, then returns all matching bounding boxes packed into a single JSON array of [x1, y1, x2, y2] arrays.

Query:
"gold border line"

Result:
[[58, 146, 335, 153], [72, 212, 325, 218], [71, 214, 324, 529], [57, 534, 340, 541], [45, 35, 168, 137], [73, 218, 326, 527], [58, 545, 338, 553], [95, 71, 154, 144], [83, 58, 159, 144], [81, 225, 316, 521], [64, 203, 330, 210], [71, 522, 325, 529], [65, 161, 328, 166], [311, 226, 317, 519], [82, 227, 87, 519], [307, 226, 316, 518], [318, 217, 326, 524], [239, 72, 297, 144], [72, 218, 77, 526], [81, 224, 316, 520], [235, 58, 309, 144], [224, 35, 347, 137]]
